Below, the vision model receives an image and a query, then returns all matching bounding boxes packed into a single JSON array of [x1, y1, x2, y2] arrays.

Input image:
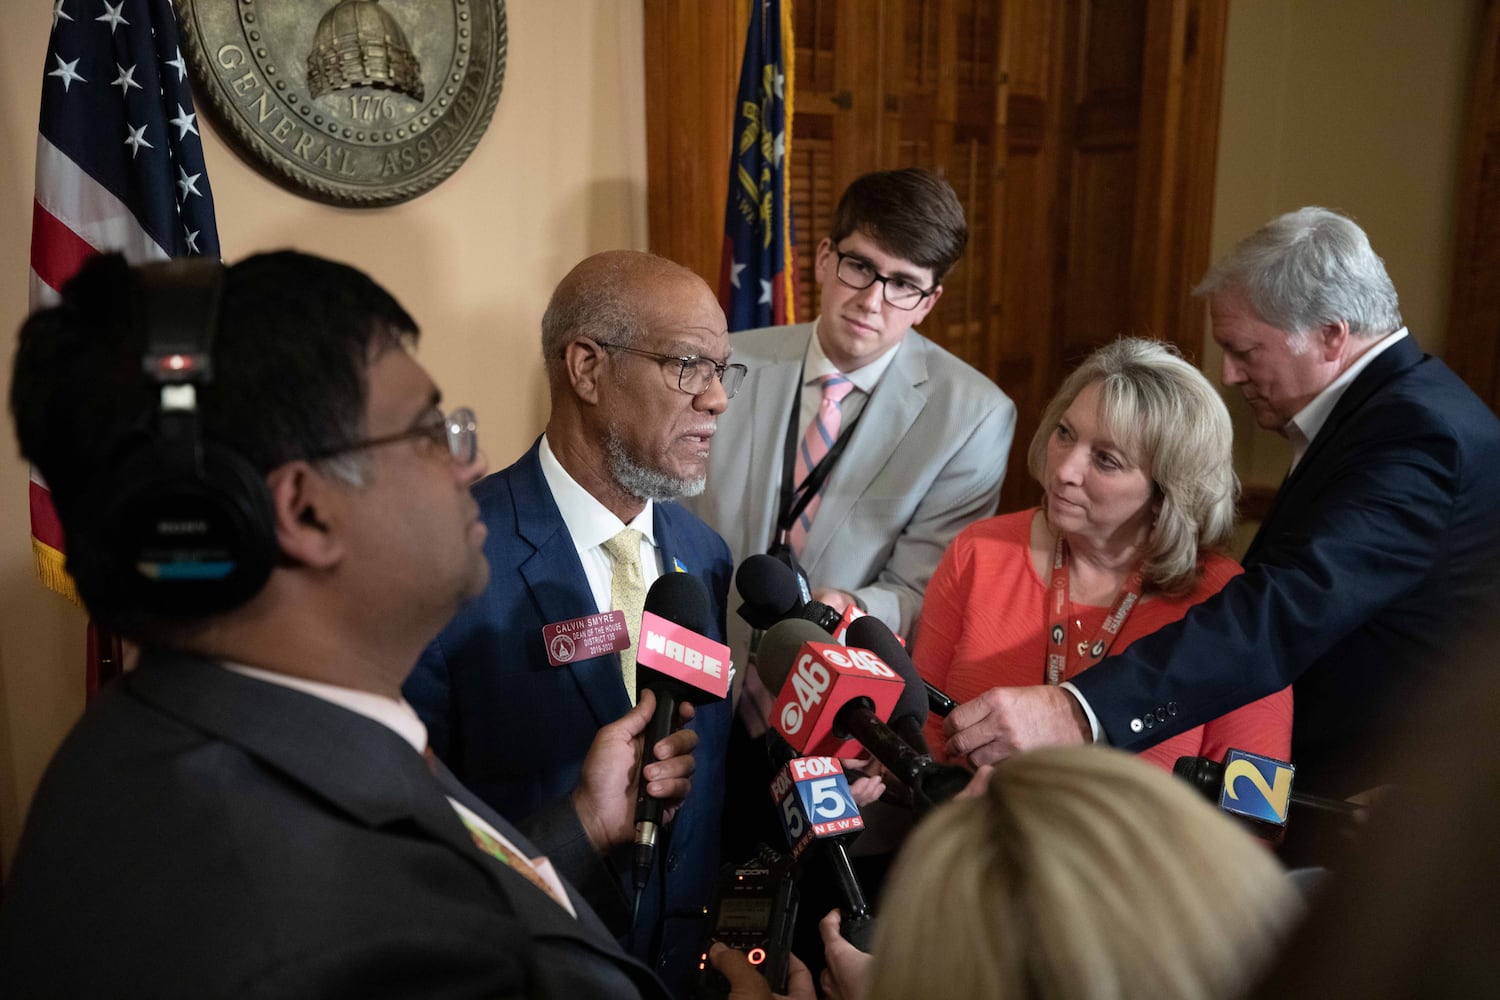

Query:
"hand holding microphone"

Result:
[[756, 619, 971, 814], [631, 572, 731, 894], [572, 690, 698, 853]]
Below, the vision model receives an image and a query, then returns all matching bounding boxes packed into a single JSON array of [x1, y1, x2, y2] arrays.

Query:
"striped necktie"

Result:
[[789, 374, 854, 555]]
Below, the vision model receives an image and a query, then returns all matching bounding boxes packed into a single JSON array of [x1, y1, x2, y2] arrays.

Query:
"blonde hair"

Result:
[[866, 747, 1300, 1000], [1026, 338, 1238, 594]]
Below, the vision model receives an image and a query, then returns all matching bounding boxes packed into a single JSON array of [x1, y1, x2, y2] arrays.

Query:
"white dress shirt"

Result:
[[539, 434, 663, 614]]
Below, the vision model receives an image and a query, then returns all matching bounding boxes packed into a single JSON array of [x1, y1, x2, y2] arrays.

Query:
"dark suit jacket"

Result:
[[1072, 336, 1500, 798], [0, 652, 667, 999], [404, 438, 733, 996]]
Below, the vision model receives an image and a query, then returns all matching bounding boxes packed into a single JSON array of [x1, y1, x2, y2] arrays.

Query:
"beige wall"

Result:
[[0, 1, 649, 868], [1209, 0, 1479, 488]]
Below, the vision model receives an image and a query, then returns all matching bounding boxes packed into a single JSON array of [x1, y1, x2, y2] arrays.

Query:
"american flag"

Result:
[[718, 0, 798, 332], [29, 0, 220, 600]]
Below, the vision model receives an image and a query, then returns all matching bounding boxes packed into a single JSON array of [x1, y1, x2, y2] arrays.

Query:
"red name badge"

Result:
[[543, 610, 630, 667]]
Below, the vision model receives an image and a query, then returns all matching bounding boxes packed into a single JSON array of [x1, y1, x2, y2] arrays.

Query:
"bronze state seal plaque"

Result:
[[178, 0, 507, 207]]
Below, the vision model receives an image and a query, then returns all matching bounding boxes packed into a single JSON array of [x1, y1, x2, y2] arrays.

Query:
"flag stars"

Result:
[[177, 166, 203, 201], [123, 122, 153, 158], [729, 260, 746, 290], [773, 131, 785, 169], [167, 48, 188, 82], [47, 54, 86, 92], [183, 226, 201, 254], [169, 104, 199, 139], [96, 0, 128, 34], [112, 63, 142, 98], [759, 279, 773, 305], [52, 0, 73, 29]]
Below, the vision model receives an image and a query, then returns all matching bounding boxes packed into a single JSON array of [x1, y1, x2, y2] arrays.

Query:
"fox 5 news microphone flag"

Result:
[[719, 0, 798, 331], [29, 0, 221, 602]]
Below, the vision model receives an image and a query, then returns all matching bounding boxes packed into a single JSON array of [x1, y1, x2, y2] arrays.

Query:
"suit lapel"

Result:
[[510, 443, 632, 727], [130, 652, 636, 963], [128, 653, 519, 896], [743, 324, 810, 553], [803, 332, 928, 571], [1244, 336, 1425, 565], [422, 754, 625, 948]]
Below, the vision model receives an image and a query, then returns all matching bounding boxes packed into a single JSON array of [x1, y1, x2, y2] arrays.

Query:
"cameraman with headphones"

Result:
[[0, 252, 707, 998]]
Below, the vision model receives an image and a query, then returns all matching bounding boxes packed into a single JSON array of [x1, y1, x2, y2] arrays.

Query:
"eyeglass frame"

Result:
[[832, 249, 938, 310], [593, 339, 747, 399], [304, 405, 479, 466]]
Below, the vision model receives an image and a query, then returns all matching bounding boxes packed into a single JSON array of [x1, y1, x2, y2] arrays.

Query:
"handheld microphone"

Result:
[[1174, 750, 1362, 837], [924, 682, 957, 717], [769, 755, 876, 949], [844, 615, 931, 755], [633, 573, 730, 897], [736, 553, 842, 633], [736, 554, 804, 629], [757, 620, 971, 814]]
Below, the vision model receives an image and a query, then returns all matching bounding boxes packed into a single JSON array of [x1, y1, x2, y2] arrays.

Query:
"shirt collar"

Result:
[[537, 434, 657, 551], [805, 317, 903, 394], [223, 662, 429, 753], [1286, 328, 1408, 468]]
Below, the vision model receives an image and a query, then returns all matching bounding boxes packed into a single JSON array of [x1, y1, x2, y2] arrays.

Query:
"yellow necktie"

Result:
[[602, 528, 646, 703]]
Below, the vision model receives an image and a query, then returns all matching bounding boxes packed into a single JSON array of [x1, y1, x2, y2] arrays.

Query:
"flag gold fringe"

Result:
[[32, 536, 80, 604]]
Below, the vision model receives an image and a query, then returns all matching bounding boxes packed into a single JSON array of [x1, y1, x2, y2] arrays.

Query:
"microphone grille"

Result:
[[643, 571, 714, 634], [755, 618, 830, 693]]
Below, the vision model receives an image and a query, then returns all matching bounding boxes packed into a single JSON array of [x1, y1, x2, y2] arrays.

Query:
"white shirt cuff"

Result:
[[1058, 681, 1104, 743]]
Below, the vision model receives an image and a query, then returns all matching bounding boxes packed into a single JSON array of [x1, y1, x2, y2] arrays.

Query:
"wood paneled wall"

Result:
[[1447, 0, 1500, 408], [645, 0, 1227, 514]]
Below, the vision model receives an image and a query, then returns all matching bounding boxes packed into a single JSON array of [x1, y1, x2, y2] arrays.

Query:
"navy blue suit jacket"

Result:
[[1072, 336, 1500, 797], [405, 438, 733, 995]]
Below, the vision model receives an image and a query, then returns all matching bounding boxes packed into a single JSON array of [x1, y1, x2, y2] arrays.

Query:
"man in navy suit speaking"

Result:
[[940, 208, 1500, 852], [405, 251, 738, 995]]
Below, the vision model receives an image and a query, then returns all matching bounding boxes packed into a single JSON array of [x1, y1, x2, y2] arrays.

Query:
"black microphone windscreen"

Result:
[[736, 554, 802, 628], [755, 618, 829, 694], [1172, 755, 1223, 801], [845, 616, 928, 724], [643, 571, 714, 635]]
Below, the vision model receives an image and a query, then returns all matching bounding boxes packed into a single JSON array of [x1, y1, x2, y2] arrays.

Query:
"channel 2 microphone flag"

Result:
[[29, 0, 221, 603], [719, 0, 799, 331]]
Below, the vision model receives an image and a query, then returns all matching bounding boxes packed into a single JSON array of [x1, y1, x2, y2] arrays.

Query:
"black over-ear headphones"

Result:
[[70, 258, 277, 623]]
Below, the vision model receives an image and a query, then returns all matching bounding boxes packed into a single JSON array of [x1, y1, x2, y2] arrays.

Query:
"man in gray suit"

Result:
[[688, 168, 1015, 722], [0, 252, 719, 998]]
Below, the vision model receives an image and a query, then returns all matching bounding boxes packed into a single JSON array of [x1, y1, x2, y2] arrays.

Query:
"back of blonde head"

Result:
[[867, 747, 1299, 1000]]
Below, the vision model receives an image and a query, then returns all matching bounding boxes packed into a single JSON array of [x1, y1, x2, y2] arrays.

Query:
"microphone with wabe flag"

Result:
[[1175, 748, 1362, 839], [632, 573, 730, 905]]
